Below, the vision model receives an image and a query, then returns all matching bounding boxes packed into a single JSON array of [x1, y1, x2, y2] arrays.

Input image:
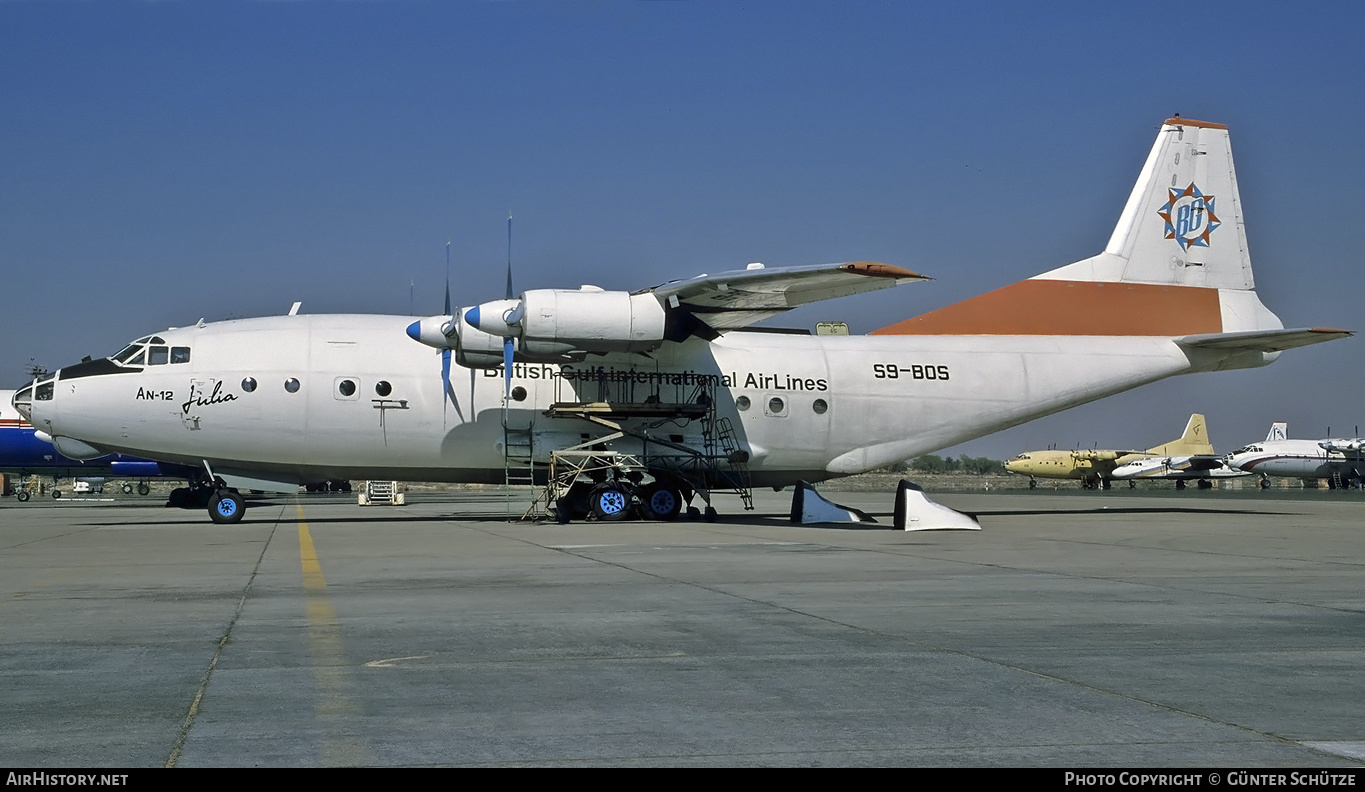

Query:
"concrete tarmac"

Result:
[[1, 487, 1362, 767]]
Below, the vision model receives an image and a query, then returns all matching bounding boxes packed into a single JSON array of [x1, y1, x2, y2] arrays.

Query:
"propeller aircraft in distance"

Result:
[[12, 117, 1352, 524], [1225, 422, 1365, 489], [1005, 413, 1242, 490]]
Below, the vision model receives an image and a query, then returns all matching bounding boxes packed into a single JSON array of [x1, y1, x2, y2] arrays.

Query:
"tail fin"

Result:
[[1266, 421, 1287, 442], [1050, 117, 1253, 290], [874, 117, 1282, 337], [1146, 413, 1214, 455]]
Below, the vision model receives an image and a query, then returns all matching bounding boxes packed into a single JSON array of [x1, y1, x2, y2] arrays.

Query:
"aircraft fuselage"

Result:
[[20, 313, 1258, 490]]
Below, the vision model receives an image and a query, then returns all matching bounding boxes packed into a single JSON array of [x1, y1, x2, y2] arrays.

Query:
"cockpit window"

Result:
[[112, 344, 143, 364], [111, 338, 189, 367]]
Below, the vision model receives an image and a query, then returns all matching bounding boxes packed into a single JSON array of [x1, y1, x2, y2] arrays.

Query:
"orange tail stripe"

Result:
[[871, 279, 1223, 336]]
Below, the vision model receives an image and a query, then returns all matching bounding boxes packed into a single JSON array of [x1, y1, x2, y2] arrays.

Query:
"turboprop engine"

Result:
[[406, 299, 526, 368], [1319, 438, 1365, 453], [406, 287, 669, 367]]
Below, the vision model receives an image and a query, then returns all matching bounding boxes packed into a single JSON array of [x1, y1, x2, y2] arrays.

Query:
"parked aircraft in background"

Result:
[[1005, 413, 1222, 489], [1108, 451, 1248, 489], [1, 389, 194, 500], [1225, 422, 1364, 489], [12, 118, 1350, 523]]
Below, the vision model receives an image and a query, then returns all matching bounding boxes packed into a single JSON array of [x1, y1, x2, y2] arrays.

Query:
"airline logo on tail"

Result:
[[1159, 183, 1221, 251]]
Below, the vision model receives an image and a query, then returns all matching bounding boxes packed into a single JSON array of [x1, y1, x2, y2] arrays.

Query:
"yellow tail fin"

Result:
[[1146, 414, 1214, 455]]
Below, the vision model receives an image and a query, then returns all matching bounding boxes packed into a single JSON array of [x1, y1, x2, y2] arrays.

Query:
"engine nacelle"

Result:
[[406, 302, 586, 369], [515, 288, 667, 357]]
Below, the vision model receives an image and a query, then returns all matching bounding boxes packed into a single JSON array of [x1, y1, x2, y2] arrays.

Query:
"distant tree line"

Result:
[[880, 454, 1006, 475]]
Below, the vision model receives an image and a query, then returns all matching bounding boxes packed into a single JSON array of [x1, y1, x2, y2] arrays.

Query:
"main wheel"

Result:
[[1259, 477, 1271, 490], [589, 483, 632, 521], [639, 483, 682, 521], [16, 489, 30, 502], [137, 482, 151, 496], [209, 490, 245, 524], [51, 489, 61, 499], [121, 482, 133, 494]]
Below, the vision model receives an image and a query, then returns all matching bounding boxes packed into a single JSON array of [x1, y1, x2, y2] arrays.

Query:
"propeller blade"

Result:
[[505, 213, 514, 300], [503, 337, 514, 400], [440, 240, 458, 421]]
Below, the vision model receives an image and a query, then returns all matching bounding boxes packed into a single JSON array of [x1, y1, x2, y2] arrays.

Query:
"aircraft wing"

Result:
[[1072, 449, 1139, 461], [1171, 455, 1228, 472], [647, 261, 929, 332], [1176, 327, 1352, 353]]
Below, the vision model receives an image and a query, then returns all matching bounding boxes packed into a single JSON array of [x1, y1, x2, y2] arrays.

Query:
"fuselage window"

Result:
[[511, 386, 527, 402], [338, 379, 357, 397], [285, 378, 301, 393], [767, 397, 786, 416], [736, 395, 751, 411], [242, 377, 257, 393], [147, 346, 169, 366], [812, 398, 828, 415], [375, 381, 392, 397], [171, 347, 191, 364]]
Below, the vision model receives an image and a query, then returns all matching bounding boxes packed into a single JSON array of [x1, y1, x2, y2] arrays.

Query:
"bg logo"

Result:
[[1158, 182, 1221, 251]]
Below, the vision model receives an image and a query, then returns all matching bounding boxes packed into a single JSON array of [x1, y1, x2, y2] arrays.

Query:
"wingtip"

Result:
[[1163, 116, 1228, 130], [840, 262, 931, 281]]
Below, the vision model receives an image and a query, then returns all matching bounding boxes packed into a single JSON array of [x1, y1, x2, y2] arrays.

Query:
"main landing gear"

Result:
[[167, 480, 247, 524], [554, 477, 696, 524]]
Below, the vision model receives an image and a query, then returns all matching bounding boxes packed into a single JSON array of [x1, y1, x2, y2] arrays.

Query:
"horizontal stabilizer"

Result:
[[894, 479, 981, 531], [789, 480, 877, 525], [1177, 327, 1352, 353]]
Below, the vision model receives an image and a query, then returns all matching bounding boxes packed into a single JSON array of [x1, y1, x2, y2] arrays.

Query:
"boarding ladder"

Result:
[[710, 416, 754, 510], [503, 410, 537, 520]]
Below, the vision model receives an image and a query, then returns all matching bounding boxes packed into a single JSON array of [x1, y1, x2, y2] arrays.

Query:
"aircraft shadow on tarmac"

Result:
[[72, 504, 1302, 529], [967, 506, 1301, 517]]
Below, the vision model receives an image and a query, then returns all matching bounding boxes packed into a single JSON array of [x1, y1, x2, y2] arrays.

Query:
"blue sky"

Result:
[[2, 1, 1361, 458]]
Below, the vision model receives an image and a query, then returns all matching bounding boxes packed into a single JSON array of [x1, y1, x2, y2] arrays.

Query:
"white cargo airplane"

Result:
[[12, 117, 1351, 523], [1225, 422, 1364, 489]]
